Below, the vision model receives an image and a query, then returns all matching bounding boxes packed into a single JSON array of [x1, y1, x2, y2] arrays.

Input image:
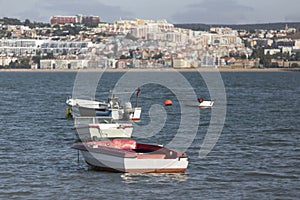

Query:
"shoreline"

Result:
[[1, 67, 300, 73]]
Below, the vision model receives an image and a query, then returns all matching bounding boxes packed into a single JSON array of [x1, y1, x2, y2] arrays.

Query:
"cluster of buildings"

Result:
[[242, 25, 299, 54], [50, 15, 100, 25], [0, 16, 300, 69]]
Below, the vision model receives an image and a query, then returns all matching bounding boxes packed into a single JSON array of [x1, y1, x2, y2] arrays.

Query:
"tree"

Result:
[[6, 31, 12, 38], [53, 24, 60, 29], [1, 17, 22, 25], [241, 54, 247, 59], [24, 19, 31, 26], [120, 55, 127, 59], [32, 56, 41, 66], [250, 48, 264, 59], [295, 52, 300, 61], [84, 22, 99, 28], [9, 60, 18, 68]]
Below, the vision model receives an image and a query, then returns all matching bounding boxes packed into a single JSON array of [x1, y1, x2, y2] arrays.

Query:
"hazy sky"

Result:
[[0, 0, 299, 24]]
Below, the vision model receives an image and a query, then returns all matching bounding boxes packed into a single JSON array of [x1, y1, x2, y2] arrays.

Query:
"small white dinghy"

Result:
[[72, 139, 189, 173], [198, 98, 214, 108]]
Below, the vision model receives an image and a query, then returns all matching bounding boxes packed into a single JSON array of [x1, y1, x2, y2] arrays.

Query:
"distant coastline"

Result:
[[1, 68, 300, 73]]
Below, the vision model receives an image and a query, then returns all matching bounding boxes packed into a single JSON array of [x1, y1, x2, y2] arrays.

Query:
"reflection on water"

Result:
[[121, 173, 189, 184]]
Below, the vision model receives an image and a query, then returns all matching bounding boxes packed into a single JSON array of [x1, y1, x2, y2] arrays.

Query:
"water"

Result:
[[0, 71, 299, 199]]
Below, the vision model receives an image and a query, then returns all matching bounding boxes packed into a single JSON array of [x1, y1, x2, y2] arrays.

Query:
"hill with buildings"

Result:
[[1, 17, 300, 70]]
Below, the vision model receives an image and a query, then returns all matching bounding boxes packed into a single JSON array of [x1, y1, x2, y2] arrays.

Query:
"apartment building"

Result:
[[50, 15, 100, 25], [0, 39, 92, 57]]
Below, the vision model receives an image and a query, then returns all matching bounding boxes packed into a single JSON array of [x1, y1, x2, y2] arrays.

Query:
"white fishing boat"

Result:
[[66, 98, 108, 108], [73, 117, 134, 141], [66, 98, 111, 117], [198, 98, 214, 108], [72, 139, 189, 173], [66, 94, 142, 121]]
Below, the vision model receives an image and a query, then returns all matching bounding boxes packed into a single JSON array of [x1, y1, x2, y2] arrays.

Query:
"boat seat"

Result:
[[112, 139, 136, 150], [86, 139, 136, 150]]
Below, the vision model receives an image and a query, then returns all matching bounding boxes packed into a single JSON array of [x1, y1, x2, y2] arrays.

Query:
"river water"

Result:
[[0, 71, 299, 199]]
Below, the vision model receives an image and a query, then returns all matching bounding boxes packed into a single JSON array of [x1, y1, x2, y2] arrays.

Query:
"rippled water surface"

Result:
[[0, 71, 299, 199]]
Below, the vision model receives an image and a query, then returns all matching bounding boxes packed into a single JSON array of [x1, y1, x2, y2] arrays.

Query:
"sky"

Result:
[[0, 0, 300, 24]]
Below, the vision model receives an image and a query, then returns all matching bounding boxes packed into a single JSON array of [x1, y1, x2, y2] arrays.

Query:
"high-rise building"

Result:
[[50, 16, 77, 25]]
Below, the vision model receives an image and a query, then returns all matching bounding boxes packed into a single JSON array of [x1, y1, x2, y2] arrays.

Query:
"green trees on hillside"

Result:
[[251, 48, 300, 67], [0, 17, 50, 28], [0, 58, 31, 69], [0, 17, 22, 25]]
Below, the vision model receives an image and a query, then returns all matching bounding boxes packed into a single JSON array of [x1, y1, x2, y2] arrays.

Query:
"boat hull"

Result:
[[81, 150, 188, 173], [78, 107, 111, 117], [199, 101, 214, 108], [73, 140, 188, 173]]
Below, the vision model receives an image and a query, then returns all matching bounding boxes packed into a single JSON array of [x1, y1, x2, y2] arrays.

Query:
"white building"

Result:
[[0, 39, 92, 57], [264, 49, 281, 55]]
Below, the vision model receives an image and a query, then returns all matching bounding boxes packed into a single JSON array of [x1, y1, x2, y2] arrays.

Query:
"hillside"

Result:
[[175, 22, 300, 31]]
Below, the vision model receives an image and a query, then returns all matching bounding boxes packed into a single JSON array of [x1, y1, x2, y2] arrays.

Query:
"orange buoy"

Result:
[[164, 99, 173, 106]]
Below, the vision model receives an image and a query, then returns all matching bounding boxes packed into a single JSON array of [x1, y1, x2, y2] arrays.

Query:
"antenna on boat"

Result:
[[135, 87, 141, 107]]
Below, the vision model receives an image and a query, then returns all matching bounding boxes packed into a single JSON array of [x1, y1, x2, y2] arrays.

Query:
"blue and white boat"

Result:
[[66, 91, 142, 121], [66, 98, 112, 117]]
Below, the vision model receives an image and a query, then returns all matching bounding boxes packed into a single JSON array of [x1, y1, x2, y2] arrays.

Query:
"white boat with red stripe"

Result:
[[72, 139, 189, 173]]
